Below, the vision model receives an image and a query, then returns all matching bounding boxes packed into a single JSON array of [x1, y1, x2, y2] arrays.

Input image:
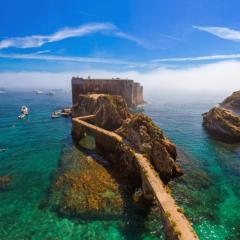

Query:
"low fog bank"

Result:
[[0, 60, 239, 97]]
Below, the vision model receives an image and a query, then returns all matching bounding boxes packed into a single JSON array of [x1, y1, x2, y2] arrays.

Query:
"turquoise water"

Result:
[[0, 90, 239, 239], [144, 91, 240, 240]]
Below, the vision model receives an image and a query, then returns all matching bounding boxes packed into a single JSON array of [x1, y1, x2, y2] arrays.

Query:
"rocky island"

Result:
[[203, 90, 240, 143], [67, 78, 198, 240]]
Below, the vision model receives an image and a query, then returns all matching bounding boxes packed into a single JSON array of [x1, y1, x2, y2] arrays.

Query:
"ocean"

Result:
[[0, 90, 239, 240]]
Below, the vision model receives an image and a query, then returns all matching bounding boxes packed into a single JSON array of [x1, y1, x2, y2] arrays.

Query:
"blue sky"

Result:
[[0, 0, 240, 90]]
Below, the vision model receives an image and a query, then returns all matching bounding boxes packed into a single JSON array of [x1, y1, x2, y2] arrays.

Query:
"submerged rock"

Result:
[[48, 147, 124, 218], [203, 107, 240, 143], [72, 94, 129, 130], [0, 176, 11, 191], [116, 113, 182, 183]]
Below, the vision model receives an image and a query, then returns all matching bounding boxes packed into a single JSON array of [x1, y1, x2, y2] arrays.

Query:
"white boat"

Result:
[[21, 106, 29, 115], [51, 111, 61, 119], [36, 90, 43, 94], [61, 107, 72, 117], [46, 91, 55, 96], [18, 114, 26, 119]]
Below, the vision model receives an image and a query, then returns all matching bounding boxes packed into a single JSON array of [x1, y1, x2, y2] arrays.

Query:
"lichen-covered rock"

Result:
[[48, 147, 124, 218], [73, 94, 129, 130], [203, 107, 240, 142], [116, 114, 182, 183], [0, 176, 11, 191], [221, 90, 240, 111]]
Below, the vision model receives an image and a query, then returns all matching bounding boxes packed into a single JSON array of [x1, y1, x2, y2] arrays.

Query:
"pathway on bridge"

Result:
[[72, 116, 199, 240]]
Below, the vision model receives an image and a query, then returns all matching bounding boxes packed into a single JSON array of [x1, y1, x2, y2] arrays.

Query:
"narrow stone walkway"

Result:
[[72, 116, 199, 240]]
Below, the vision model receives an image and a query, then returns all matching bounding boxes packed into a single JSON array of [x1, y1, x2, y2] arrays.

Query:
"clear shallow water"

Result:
[[144, 91, 240, 240], [0, 91, 163, 240], [0, 90, 239, 239]]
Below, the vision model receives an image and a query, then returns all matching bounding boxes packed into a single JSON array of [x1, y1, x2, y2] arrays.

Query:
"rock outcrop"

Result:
[[116, 114, 182, 183], [203, 91, 240, 143], [72, 93, 182, 184], [0, 176, 11, 191], [72, 94, 129, 130], [203, 107, 240, 142], [221, 90, 240, 111]]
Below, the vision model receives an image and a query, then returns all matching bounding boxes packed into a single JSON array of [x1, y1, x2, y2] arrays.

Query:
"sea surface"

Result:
[[0, 90, 239, 240]]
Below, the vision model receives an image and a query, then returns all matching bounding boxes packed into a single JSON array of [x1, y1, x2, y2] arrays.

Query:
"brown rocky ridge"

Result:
[[203, 90, 240, 143], [221, 90, 240, 111], [72, 93, 182, 184], [116, 113, 182, 183], [72, 94, 130, 130]]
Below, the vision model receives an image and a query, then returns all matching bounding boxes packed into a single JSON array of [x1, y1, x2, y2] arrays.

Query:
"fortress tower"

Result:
[[71, 77, 144, 107]]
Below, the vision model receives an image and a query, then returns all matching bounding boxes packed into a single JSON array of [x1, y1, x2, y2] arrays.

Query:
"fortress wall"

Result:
[[72, 77, 143, 107]]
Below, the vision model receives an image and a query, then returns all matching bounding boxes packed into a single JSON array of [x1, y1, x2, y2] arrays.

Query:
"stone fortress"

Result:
[[72, 77, 144, 107]]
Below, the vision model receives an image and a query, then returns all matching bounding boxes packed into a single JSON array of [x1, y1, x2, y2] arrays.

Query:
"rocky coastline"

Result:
[[202, 90, 240, 143], [46, 93, 184, 219], [72, 94, 182, 184]]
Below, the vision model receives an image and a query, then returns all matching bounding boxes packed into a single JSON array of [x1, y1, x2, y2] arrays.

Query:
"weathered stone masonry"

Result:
[[72, 77, 144, 107]]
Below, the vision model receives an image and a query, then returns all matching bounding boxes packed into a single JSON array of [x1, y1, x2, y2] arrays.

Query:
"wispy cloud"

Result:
[[193, 26, 240, 41], [0, 22, 145, 49], [2, 51, 240, 70], [151, 54, 240, 62], [0, 52, 143, 66]]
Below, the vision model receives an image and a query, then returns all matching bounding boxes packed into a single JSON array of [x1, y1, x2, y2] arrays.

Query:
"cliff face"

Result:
[[73, 94, 130, 130], [72, 94, 182, 184], [202, 90, 240, 143], [203, 107, 240, 142], [221, 90, 240, 111], [116, 114, 182, 183]]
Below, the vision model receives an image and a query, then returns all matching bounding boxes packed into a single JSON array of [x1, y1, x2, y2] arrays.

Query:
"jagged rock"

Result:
[[116, 114, 182, 183], [203, 106, 240, 142], [221, 90, 240, 111], [73, 94, 129, 130], [0, 176, 11, 191], [72, 94, 182, 183], [48, 147, 124, 218]]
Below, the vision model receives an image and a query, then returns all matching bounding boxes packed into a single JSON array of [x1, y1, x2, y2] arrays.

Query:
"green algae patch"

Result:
[[47, 147, 124, 219]]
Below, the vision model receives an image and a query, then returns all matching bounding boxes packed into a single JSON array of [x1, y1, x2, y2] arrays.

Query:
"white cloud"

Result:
[[0, 52, 140, 66], [193, 26, 240, 41], [3, 51, 240, 69], [0, 61, 239, 94], [151, 54, 240, 62], [0, 22, 144, 49]]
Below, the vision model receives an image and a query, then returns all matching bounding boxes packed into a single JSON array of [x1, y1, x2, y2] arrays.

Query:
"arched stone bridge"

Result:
[[72, 115, 199, 240]]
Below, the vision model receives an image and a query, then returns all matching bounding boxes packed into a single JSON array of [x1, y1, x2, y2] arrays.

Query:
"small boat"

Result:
[[51, 111, 61, 119], [21, 106, 29, 115], [46, 91, 55, 96], [18, 114, 26, 119], [36, 90, 43, 94], [61, 107, 72, 117]]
